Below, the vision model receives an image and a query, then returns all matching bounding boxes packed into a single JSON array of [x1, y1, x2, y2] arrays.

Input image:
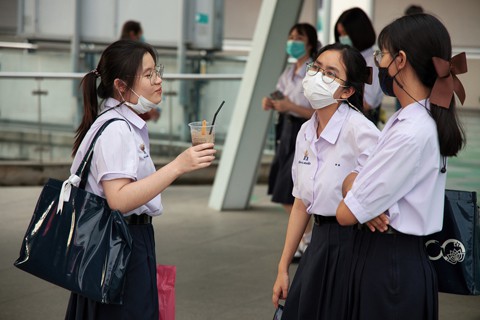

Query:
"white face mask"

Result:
[[120, 87, 161, 114], [302, 73, 344, 109]]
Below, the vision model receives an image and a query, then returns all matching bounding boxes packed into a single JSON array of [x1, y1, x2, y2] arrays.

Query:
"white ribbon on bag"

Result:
[[57, 174, 81, 214]]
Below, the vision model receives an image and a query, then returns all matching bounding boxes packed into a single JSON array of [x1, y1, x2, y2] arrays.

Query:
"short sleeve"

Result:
[[291, 130, 302, 198], [92, 121, 138, 183], [352, 115, 380, 172], [345, 131, 421, 223]]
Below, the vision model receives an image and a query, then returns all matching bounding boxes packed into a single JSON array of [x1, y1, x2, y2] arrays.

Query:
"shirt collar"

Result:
[[103, 97, 146, 130], [384, 99, 430, 130], [398, 99, 429, 119], [304, 103, 349, 144]]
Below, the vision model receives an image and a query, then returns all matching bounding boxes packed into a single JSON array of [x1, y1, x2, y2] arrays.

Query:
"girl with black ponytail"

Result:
[[66, 40, 216, 319], [337, 14, 467, 320]]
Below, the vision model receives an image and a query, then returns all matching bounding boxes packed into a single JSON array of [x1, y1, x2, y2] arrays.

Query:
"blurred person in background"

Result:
[[262, 23, 319, 260], [405, 4, 424, 15], [120, 20, 145, 42], [334, 7, 385, 126], [120, 20, 161, 122]]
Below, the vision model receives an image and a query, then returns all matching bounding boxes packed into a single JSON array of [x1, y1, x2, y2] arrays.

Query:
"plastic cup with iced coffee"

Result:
[[188, 120, 215, 146]]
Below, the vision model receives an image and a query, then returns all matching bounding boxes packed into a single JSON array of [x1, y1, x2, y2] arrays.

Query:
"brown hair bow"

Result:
[[430, 52, 467, 108]]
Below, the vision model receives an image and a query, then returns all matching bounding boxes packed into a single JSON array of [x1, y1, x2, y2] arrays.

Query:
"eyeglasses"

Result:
[[146, 65, 164, 85], [306, 62, 347, 84], [129, 65, 164, 85], [373, 50, 390, 68]]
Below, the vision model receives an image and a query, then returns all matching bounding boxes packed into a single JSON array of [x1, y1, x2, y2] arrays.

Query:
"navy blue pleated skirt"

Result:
[[281, 220, 355, 320], [348, 230, 438, 320], [65, 223, 159, 320]]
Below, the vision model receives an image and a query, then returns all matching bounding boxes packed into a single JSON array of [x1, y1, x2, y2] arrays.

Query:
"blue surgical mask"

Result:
[[286, 40, 307, 59], [339, 35, 353, 47], [139, 35, 146, 43]]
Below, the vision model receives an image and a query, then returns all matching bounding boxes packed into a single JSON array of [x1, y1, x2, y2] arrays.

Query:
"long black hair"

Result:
[[316, 43, 370, 112], [73, 40, 157, 155], [378, 13, 465, 157]]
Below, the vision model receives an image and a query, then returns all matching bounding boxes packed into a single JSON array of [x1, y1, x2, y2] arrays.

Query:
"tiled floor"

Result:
[[0, 109, 479, 320]]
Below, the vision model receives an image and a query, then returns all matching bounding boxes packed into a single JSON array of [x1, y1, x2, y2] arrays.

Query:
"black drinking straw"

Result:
[[209, 100, 225, 134]]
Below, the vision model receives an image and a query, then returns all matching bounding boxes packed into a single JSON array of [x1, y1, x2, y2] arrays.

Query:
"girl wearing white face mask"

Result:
[[272, 43, 379, 319]]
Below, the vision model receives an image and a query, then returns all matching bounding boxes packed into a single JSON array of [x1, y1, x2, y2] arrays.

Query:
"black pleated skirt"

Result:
[[281, 220, 355, 320], [64, 223, 159, 320], [348, 230, 438, 320], [268, 114, 306, 205]]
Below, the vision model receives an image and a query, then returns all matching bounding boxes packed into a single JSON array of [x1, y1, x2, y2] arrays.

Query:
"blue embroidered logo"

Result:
[[303, 150, 309, 161], [299, 150, 311, 165]]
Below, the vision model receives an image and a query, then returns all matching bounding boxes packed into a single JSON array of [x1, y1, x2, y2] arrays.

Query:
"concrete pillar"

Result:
[[209, 0, 304, 210]]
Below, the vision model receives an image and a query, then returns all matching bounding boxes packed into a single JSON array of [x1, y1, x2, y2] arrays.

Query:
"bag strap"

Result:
[[75, 118, 128, 189]]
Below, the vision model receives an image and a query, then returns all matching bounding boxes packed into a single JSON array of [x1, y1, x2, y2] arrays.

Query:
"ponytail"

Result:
[[72, 71, 99, 156], [428, 53, 467, 157], [430, 100, 466, 157]]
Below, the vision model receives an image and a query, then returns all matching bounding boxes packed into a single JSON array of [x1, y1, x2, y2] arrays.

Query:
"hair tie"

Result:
[[90, 68, 101, 79], [365, 66, 373, 85], [430, 52, 467, 108]]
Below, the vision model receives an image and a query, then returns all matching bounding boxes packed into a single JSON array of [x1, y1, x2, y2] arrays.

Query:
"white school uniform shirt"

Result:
[[292, 103, 380, 216], [361, 47, 384, 109], [344, 100, 445, 235], [276, 60, 313, 117], [70, 97, 163, 217]]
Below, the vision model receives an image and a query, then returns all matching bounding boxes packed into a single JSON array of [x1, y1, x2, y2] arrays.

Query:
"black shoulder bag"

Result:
[[425, 189, 480, 295], [14, 118, 133, 304]]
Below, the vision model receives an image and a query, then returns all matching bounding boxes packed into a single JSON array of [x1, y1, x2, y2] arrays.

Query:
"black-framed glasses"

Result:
[[373, 50, 390, 68], [306, 62, 347, 84]]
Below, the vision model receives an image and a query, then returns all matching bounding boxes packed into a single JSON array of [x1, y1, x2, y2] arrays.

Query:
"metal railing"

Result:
[[0, 72, 243, 80], [0, 72, 244, 163]]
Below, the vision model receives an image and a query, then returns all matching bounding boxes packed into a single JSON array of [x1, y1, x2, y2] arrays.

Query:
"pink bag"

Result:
[[156, 265, 176, 320]]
